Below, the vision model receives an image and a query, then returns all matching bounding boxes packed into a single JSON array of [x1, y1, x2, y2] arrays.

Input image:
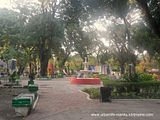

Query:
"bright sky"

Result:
[[93, 19, 111, 46], [0, 0, 39, 9], [94, 21, 106, 32], [0, 0, 12, 8]]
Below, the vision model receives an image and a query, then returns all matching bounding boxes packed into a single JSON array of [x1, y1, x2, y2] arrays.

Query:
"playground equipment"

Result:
[[70, 57, 101, 85]]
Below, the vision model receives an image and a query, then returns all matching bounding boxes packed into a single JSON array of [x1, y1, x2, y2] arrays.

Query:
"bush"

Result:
[[9, 71, 20, 83], [139, 73, 155, 81], [82, 81, 160, 99], [82, 88, 100, 99], [98, 74, 112, 85], [123, 72, 155, 82], [123, 73, 139, 82], [82, 72, 160, 99], [106, 81, 160, 99]]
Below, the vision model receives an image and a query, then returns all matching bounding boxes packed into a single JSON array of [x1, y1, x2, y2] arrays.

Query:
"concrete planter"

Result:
[[14, 107, 30, 116], [12, 93, 37, 116], [22, 93, 35, 102], [28, 84, 38, 93]]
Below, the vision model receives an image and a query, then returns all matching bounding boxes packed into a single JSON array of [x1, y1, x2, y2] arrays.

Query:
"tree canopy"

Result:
[[0, 0, 160, 76]]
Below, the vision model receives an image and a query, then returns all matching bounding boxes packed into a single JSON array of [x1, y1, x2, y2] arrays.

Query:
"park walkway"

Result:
[[25, 77, 160, 120]]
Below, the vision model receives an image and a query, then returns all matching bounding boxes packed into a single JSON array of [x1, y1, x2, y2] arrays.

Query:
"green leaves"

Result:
[[112, 0, 129, 18], [132, 22, 160, 56]]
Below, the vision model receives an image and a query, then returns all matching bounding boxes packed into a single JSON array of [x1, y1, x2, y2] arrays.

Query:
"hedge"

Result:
[[107, 81, 160, 99], [82, 81, 160, 99]]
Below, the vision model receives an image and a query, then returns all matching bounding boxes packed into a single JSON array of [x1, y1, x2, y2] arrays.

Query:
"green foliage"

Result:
[[0, 8, 30, 75], [62, 0, 102, 61], [136, 0, 160, 38], [0, 1, 66, 76], [135, 0, 160, 63], [139, 73, 155, 81], [67, 54, 83, 70], [123, 72, 155, 82], [9, 71, 20, 83], [99, 74, 121, 86], [107, 81, 160, 99], [83, 81, 160, 99], [123, 73, 139, 82], [1, 0, 160, 77], [99, 74, 109, 80], [82, 88, 100, 99], [111, 0, 129, 18], [132, 23, 160, 56], [57, 72, 64, 78]]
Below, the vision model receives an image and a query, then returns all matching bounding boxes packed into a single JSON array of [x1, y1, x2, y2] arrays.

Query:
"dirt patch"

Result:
[[0, 88, 29, 120]]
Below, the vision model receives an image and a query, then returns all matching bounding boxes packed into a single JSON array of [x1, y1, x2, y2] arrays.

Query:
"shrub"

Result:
[[9, 71, 20, 83], [123, 72, 155, 82], [106, 81, 160, 99], [98, 74, 113, 85], [123, 73, 140, 82], [152, 73, 158, 80], [98, 74, 108, 80], [82, 81, 160, 99], [139, 73, 155, 81], [82, 88, 100, 99]]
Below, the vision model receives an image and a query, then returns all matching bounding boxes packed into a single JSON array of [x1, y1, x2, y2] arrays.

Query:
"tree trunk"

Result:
[[17, 65, 25, 75], [29, 62, 32, 74], [61, 54, 70, 68], [123, 17, 131, 50], [39, 43, 50, 77], [40, 57, 49, 77], [120, 63, 125, 75]]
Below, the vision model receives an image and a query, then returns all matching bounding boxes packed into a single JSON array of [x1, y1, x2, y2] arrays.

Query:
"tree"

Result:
[[26, 10, 64, 76], [108, 24, 130, 74], [61, 0, 99, 61], [136, 0, 160, 37], [0, 8, 30, 75], [133, 0, 160, 60], [68, 54, 83, 70], [0, 0, 65, 76]]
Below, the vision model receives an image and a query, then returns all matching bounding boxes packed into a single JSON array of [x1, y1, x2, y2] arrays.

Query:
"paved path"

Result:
[[24, 78, 160, 120]]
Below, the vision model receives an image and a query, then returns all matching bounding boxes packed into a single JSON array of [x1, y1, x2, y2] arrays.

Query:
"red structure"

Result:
[[70, 77, 101, 85], [48, 63, 54, 76]]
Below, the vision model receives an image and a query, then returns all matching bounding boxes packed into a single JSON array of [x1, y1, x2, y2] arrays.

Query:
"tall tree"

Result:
[[26, 12, 64, 76], [136, 0, 160, 37], [61, 0, 100, 61], [0, 8, 30, 75], [134, 0, 160, 60], [13, 0, 64, 76]]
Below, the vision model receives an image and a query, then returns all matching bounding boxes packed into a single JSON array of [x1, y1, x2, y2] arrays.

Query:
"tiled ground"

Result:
[[24, 78, 160, 120]]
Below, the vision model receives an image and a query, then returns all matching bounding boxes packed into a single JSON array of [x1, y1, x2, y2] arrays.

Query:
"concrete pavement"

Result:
[[24, 77, 160, 120]]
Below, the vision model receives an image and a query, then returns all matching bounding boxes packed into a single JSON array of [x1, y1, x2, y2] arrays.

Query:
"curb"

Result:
[[114, 99, 160, 101], [78, 90, 92, 101], [32, 94, 39, 110]]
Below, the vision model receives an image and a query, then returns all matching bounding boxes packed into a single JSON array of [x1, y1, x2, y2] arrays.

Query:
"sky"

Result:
[[0, 0, 12, 8], [0, 0, 39, 9]]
